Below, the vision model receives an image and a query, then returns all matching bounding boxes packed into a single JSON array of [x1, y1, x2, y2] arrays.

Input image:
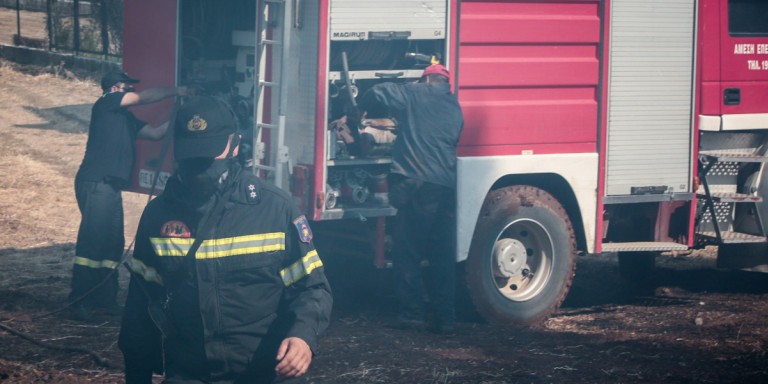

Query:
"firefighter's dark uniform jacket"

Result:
[[119, 166, 333, 382], [358, 81, 463, 189]]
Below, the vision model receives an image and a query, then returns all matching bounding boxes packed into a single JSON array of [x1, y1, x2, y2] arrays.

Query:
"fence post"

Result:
[[101, 0, 109, 59], [73, 0, 80, 55], [45, 0, 54, 51], [15, 0, 21, 45], [46, 0, 52, 50]]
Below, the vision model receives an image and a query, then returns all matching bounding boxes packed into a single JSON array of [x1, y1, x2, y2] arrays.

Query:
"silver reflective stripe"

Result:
[[280, 250, 323, 287]]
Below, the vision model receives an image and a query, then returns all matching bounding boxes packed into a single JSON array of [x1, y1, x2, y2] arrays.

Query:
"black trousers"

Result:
[[69, 177, 124, 307], [388, 174, 456, 326]]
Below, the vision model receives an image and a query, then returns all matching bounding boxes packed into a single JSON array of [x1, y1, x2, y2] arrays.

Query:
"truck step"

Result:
[[696, 231, 767, 244], [601, 242, 689, 253], [699, 150, 768, 163], [697, 192, 763, 203]]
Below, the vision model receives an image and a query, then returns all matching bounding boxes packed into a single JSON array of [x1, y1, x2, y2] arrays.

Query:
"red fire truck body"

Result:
[[122, 0, 768, 324]]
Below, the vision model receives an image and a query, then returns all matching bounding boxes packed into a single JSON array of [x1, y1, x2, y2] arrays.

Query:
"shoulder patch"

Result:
[[161, 220, 191, 238], [293, 215, 313, 243]]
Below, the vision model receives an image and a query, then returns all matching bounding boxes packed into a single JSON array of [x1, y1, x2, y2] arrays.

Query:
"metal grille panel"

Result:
[[698, 201, 734, 226]]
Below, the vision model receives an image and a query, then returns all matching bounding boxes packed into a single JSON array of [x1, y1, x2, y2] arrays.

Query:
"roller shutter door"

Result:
[[605, 0, 696, 196]]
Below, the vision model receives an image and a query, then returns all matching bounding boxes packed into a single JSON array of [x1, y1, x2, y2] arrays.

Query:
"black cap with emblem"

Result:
[[100, 70, 139, 91], [174, 96, 238, 160]]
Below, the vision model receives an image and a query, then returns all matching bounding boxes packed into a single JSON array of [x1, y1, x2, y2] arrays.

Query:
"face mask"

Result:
[[121, 85, 135, 92], [176, 158, 231, 203]]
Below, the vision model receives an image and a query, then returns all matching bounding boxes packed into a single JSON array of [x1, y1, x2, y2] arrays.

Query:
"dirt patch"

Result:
[[0, 59, 767, 383]]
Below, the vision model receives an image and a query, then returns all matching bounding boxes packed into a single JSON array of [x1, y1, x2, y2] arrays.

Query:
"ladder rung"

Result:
[[601, 242, 689, 253], [261, 39, 281, 46], [260, 81, 279, 87], [700, 151, 768, 163], [697, 231, 767, 244], [257, 123, 278, 129], [697, 192, 763, 203]]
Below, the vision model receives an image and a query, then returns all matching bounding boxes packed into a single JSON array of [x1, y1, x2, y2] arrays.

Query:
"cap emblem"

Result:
[[187, 114, 208, 132]]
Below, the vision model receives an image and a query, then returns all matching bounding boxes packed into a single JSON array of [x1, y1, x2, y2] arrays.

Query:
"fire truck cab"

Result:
[[123, 0, 768, 325]]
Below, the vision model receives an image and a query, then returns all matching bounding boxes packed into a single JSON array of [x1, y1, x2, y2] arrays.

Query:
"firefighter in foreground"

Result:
[[70, 70, 190, 321], [356, 64, 464, 333], [119, 96, 333, 383]]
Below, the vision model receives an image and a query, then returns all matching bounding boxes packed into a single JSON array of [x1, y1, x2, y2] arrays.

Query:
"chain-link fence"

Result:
[[2, 0, 123, 60]]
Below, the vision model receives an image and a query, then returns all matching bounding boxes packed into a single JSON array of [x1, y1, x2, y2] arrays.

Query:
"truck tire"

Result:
[[466, 185, 577, 325]]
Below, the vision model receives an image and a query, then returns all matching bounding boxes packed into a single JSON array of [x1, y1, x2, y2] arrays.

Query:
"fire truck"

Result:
[[122, 0, 768, 325]]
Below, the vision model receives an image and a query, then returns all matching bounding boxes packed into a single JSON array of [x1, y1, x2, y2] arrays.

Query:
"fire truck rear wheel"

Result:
[[466, 185, 577, 325]]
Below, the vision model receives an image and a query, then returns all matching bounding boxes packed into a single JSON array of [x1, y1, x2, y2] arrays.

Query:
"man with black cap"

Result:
[[354, 64, 464, 334], [69, 70, 191, 321], [119, 95, 332, 383]]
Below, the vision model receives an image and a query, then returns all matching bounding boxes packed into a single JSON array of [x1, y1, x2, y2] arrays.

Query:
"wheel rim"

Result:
[[490, 218, 555, 302]]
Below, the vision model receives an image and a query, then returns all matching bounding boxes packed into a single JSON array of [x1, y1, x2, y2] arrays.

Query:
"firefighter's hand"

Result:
[[331, 116, 356, 144], [275, 337, 312, 378]]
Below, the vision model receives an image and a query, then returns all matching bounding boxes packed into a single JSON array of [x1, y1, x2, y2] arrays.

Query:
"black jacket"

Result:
[[119, 167, 333, 382], [77, 91, 145, 186], [358, 81, 463, 189]]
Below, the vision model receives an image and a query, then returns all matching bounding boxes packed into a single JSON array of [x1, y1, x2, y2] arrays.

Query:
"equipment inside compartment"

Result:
[[174, 0, 448, 211]]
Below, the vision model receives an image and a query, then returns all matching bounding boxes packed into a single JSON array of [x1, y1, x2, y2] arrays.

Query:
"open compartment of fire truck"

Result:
[[320, 1, 449, 219], [170, 0, 450, 222]]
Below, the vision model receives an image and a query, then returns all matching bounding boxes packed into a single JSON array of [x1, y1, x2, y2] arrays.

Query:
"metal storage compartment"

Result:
[[605, 0, 697, 198]]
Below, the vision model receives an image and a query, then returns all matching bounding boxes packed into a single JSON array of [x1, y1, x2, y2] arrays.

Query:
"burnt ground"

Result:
[[0, 56, 767, 384]]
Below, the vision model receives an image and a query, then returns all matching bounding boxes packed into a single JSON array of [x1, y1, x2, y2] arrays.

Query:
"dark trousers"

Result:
[[69, 177, 124, 307], [388, 175, 456, 326]]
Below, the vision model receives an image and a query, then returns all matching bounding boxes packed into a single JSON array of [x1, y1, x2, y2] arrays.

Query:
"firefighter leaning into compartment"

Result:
[[70, 70, 191, 321], [119, 95, 333, 384], [354, 64, 464, 334]]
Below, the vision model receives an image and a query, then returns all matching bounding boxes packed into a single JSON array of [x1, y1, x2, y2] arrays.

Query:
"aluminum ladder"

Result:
[[252, 0, 292, 189]]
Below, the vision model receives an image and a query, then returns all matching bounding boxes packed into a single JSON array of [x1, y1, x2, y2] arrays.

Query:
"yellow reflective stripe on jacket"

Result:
[[126, 258, 164, 285], [150, 237, 196, 257], [197, 233, 285, 259], [150, 233, 286, 259], [280, 250, 323, 287], [73, 256, 119, 269]]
